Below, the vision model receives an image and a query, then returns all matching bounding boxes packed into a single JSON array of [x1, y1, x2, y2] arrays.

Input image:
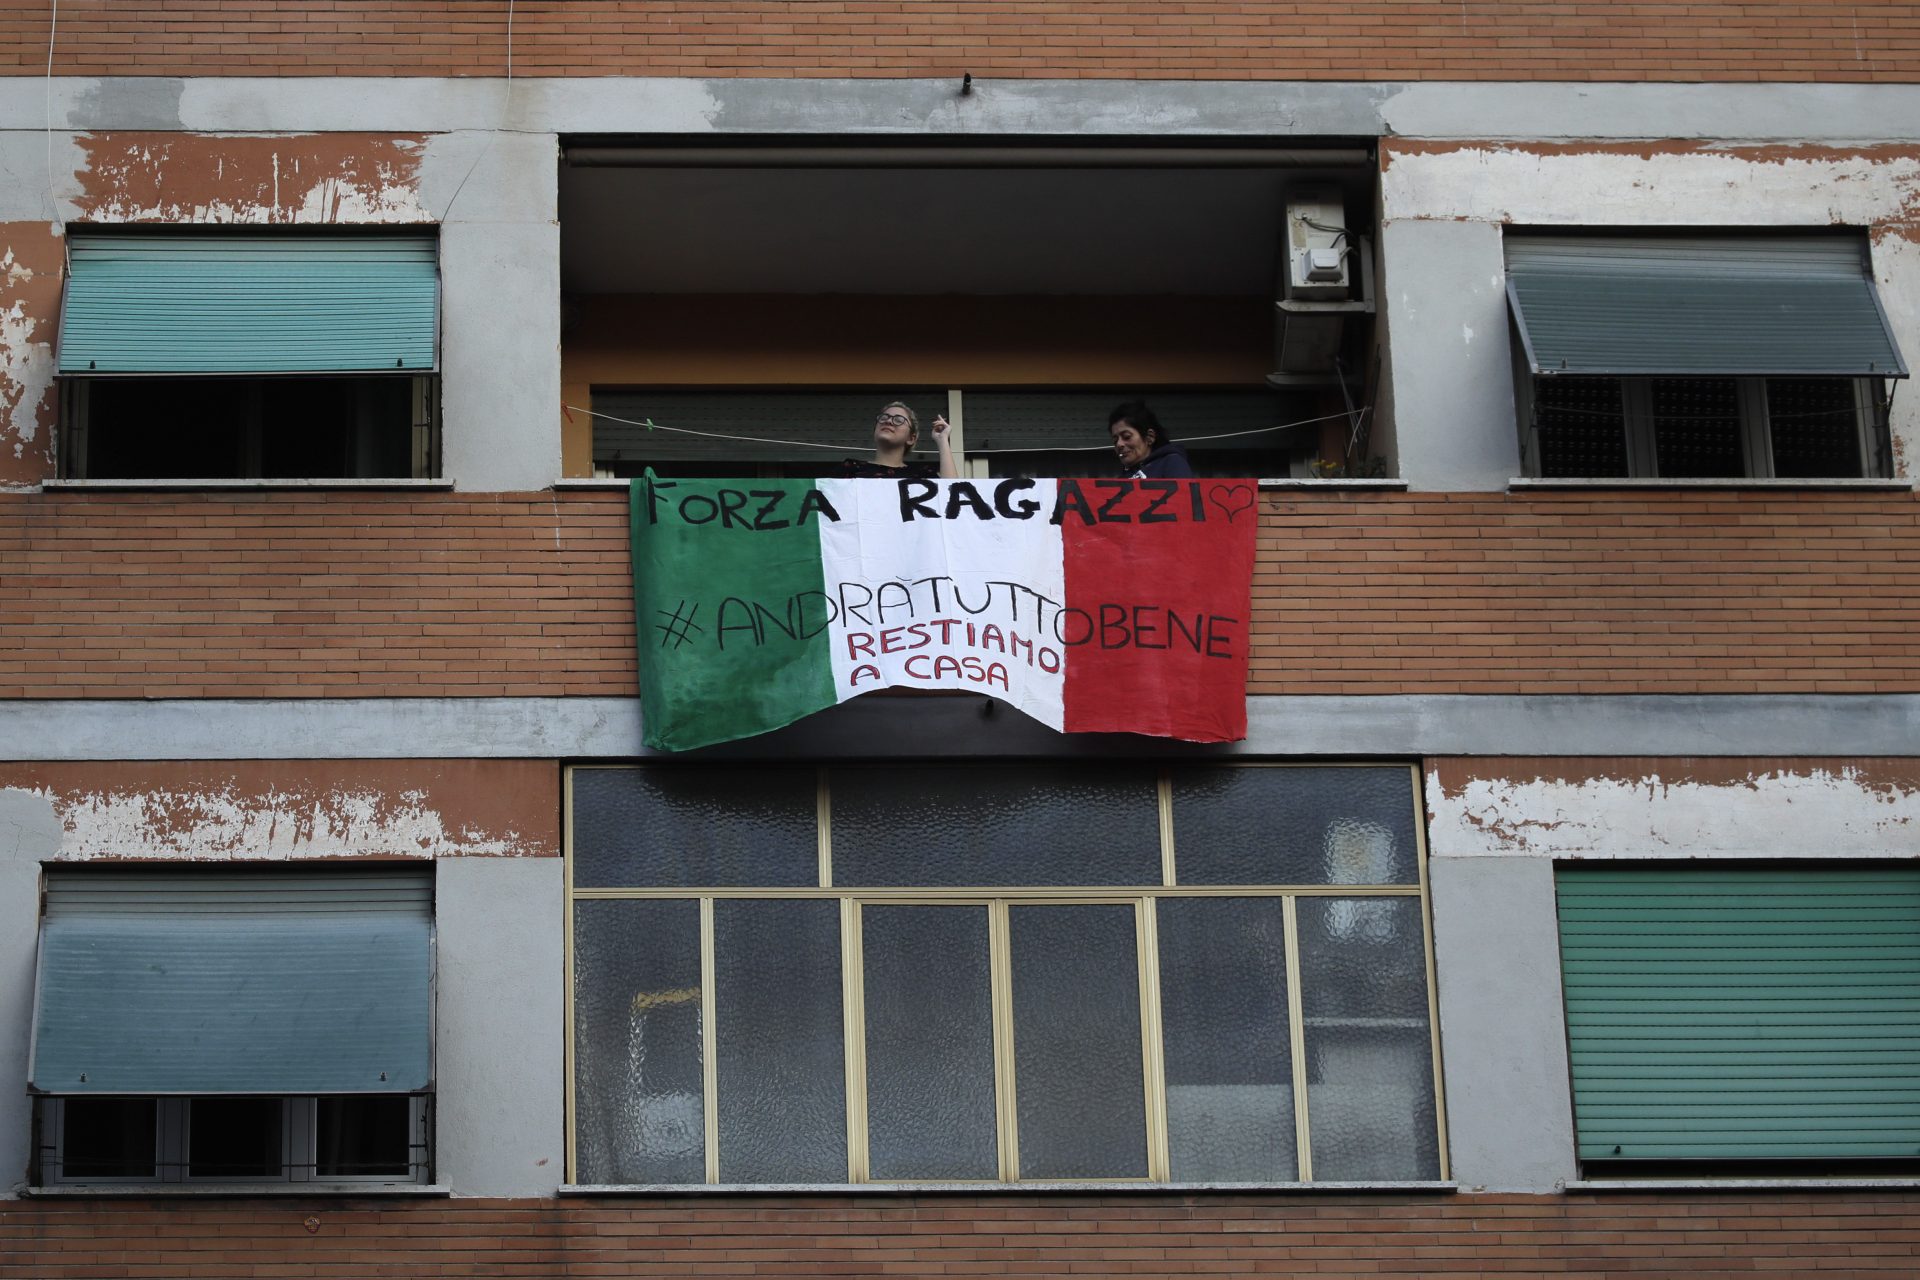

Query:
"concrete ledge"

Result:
[[3, 694, 1917, 760], [1257, 478, 1409, 490], [22, 1183, 451, 1197], [561, 1181, 1458, 1196], [1509, 476, 1916, 491], [39, 478, 455, 491], [1567, 1177, 1920, 1192]]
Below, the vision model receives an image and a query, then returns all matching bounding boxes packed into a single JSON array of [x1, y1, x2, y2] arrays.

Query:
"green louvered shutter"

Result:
[[1556, 865, 1920, 1162], [59, 233, 438, 375], [1507, 235, 1908, 378]]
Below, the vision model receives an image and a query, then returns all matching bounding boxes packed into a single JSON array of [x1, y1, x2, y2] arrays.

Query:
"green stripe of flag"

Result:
[[630, 477, 837, 751]]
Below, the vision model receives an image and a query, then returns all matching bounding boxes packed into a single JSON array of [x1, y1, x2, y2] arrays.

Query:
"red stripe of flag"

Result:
[[1059, 478, 1257, 742]]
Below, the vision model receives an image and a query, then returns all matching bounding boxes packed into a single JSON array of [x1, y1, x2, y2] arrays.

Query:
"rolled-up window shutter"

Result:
[[1507, 235, 1908, 379], [58, 234, 439, 375], [30, 868, 433, 1095]]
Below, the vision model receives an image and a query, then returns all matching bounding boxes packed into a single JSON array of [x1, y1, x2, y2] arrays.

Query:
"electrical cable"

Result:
[[44, 0, 59, 225], [566, 405, 1357, 456]]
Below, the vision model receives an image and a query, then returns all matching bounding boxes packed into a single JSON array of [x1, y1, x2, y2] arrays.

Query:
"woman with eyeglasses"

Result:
[[839, 401, 960, 479]]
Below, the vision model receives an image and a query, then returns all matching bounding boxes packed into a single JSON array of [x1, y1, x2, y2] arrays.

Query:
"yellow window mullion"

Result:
[[1282, 894, 1313, 1182], [988, 899, 1019, 1182], [699, 896, 720, 1184], [1136, 897, 1170, 1181], [840, 898, 868, 1183]]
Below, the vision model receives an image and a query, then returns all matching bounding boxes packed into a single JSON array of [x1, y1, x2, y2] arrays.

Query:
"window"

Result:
[[57, 232, 440, 480], [39, 1096, 430, 1185], [589, 389, 1311, 480], [1507, 234, 1906, 480], [29, 867, 434, 1186], [1555, 864, 1920, 1172], [567, 763, 1445, 1186]]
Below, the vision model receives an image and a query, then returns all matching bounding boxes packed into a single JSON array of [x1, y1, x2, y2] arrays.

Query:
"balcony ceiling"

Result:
[[559, 165, 1363, 297]]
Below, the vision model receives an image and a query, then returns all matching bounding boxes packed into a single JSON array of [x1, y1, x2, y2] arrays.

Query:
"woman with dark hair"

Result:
[[840, 400, 960, 479], [1109, 400, 1193, 478]]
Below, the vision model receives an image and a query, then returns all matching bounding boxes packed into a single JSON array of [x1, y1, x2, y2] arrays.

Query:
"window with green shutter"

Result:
[[1556, 864, 1920, 1168], [56, 231, 440, 480]]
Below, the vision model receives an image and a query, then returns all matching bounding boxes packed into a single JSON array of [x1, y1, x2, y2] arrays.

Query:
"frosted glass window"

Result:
[[862, 906, 998, 1180], [1157, 898, 1297, 1181], [570, 899, 705, 1185], [1172, 767, 1418, 886], [1009, 905, 1147, 1178], [831, 765, 1161, 886], [713, 900, 847, 1182], [570, 767, 817, 888], [1296, 897, 1439, 1181]]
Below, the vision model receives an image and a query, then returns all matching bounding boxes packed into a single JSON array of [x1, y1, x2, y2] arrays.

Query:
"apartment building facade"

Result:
[[1, 3, 1919, 1274]]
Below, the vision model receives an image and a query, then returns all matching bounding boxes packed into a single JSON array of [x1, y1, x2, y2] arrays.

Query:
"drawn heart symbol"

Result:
[[1209, 483, 1255, 523]]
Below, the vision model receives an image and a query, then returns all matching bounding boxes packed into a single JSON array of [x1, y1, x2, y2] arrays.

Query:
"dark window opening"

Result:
[[57, 1097, 156, 1179], [316, 1095, 414, 1179], [187, 1097, 284, 1179], [1526, 374, 1886, 480], [64, 375, 433, 481]]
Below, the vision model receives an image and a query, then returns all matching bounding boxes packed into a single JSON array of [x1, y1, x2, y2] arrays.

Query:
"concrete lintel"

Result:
[[1, 694, 1915, 762], [1, 78, 1918, 143]]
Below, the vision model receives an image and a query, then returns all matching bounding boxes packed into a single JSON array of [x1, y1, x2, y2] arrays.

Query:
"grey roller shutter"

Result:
[[30, 868, 433, 1095], [1506, 235, 1907, 378], [1556, 864, 1920, 1163]]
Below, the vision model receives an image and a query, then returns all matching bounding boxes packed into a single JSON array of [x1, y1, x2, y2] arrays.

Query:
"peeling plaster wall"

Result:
[[67, 133, 431, 225], [0, 760, 559, 860], [1379, 142, 1920, 488], [1425, 756, 1920, 859], [0, 223, 63, 486]]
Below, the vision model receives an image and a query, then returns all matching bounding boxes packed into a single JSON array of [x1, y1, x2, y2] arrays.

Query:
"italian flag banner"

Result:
[[630, 476, 1258, 752]]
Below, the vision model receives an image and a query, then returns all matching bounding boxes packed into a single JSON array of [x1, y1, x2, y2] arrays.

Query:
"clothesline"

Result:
[[567, 405, 1362, 456]]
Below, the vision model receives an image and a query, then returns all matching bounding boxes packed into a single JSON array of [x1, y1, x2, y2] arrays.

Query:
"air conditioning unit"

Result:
[[1271, 192, 1375, 381]]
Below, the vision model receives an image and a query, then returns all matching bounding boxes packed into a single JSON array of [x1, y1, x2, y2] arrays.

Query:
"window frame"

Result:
[[37, 1095, 432, 1187], [1517, 372, 1887, 481], [564, 761, 1449, 1188]]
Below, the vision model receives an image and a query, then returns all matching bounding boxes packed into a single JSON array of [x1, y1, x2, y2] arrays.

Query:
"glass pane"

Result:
[[1009, 905, 1147, 1178], [714, 900, 846, 1183], [1652, 376, 1744, 477], [1171, 766, 1417, 886], [316, 1096, 412, 1179], [862, 906, 998, 1180], [1767, 378, 1863, 478], [571, 898, 705, 1184], [1534, 376, 1628, 478], [59, 1097, 156, 1179], [832, 765, 1161, 887], [571, 767, 818, 888], [1296, 897, 1440, 1181], [1157, 898, 1297, 1182], [188, 1097, 283, 1178]]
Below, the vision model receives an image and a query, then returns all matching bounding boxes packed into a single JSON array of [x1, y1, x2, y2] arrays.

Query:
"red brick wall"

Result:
[[2, 487, 1917, 699], [3, 2, 1915, 83], [0, 1191, 1916, 1277]]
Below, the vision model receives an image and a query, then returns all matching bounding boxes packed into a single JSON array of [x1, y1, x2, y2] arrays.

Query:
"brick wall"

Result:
[[0, 1191, 1915, 1277], [3, 2, 1916, 82], [2, 487, 1917, 699]]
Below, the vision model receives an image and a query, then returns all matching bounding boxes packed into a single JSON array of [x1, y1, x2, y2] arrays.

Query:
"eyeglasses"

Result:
[[875, 413, 911, 426]]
